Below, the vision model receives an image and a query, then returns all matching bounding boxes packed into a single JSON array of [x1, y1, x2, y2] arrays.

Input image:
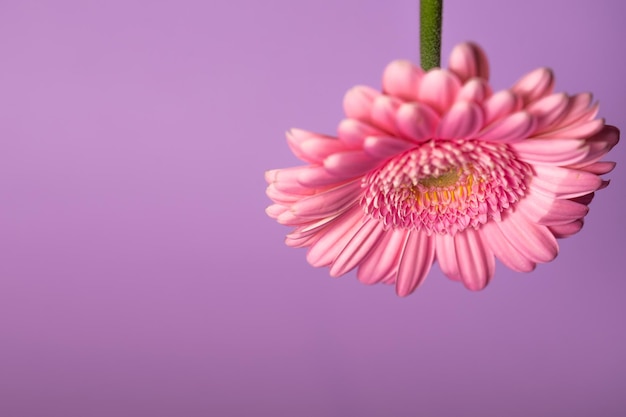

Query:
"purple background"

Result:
[[0, 1, 624, 416]]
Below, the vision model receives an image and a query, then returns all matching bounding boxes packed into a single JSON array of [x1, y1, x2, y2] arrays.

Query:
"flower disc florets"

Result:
[[362, 140, 532, 235]]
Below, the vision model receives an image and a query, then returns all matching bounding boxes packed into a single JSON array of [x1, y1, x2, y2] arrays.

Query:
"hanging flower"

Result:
[[265, 42, 619, 295]]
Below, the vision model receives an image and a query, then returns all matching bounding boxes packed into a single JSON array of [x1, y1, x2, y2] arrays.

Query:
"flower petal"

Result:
[[277, 209, 303, 226], [330, 219, 386, 277], [481, 221, 535, 272], [435, 234, 461, 281], [289, 213, 343, 239], [549, 220, 584, 238], [363, 136, 415, 159], [266, 183, 305, 204], [371, 95, 402, 135], [286, 129, 319, 163], [417, 69, 461, 114], [483, 90, 523, 125], [436, 101, 484, 140], [382, 60, 423, 100], [285, 230, 323, 248], [456, 78, 492, 103], [495, 212, 559, 263], [358, 229, 407, 285], [568, 125, 619, 168], [268, 167, 317, 194], [454, 228, 495, 290], [296, 166, 343, 187], [555, 93, 599, 130], [540, 118, 604, 140], [512, 138, 588, 165], [448, 42, 490, 82], [512, 67, 554, 104], [396, 102, 440, 142], [515, 191, 589, 226], [531, 165, 602, 198], [306, 206, 364, 267], [291, 180, 361, 219], [478, 111, 536, 143], [265, 203, 288, 219], [527, 93, 570, 133], [297, 136, 347, 163], [576, 161, 616, 175], [343, 86, 379, 121], [324, 150, 381, 178], [395, 231, 435, 297], [338, 118, 385, 148]]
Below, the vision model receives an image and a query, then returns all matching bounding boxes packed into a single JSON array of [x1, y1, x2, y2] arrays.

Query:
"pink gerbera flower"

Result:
[[265, 42, 619, 295]]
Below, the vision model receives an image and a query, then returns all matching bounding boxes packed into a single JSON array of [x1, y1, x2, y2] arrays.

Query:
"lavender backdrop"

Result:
[[0, 1, 624, 416]]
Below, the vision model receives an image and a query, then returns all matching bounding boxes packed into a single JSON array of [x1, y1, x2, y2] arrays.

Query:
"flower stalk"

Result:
[[420, 0, 443, 70]]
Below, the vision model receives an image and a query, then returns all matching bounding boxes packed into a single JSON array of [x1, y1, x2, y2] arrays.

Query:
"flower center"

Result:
[[361, 140, 532, 235]]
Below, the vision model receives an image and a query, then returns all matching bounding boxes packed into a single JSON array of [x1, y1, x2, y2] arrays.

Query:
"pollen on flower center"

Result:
[[417, 169, 461, 188], [361, 140, 533, 235]]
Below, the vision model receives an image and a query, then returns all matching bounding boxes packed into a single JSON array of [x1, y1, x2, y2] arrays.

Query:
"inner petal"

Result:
[[361, 140, 532, 235]]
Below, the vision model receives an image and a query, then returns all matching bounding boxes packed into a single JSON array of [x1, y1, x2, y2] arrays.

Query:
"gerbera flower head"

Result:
[[265, 42, 619, 296]]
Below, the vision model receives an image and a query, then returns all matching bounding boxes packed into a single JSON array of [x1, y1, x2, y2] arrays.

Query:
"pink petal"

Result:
[[570, 192, 595, 205], [436, 101, 484, 140], [531, 165, 602, 198], [435, 234, 461, 281], [265, 203, 288, 219], [551, 93, 598, 130], [483, 90, 523, 125], [454, 228, 495, 291], [395, 231, 435, 297], [576, 161, 616, 175], [286, 129, 320, 163], [478, 111, 536, 143], [515, 191, 588, 226], [568, 125, 619, 168], [285, 231, 322, 248], [296, 166, 344, 187], [511, 67, 555, 104], [337, 118, 385, 148], [289, 213, 343, 238], [330, 219, 386, 277], [382, 60, 423, 100], [371, 95, 402, 135], [277, 209, 303, 226], [343, 86, 379, 121], [268, 167, 317, 194], [297, 136, 347, 164], [527, 93, 570, 133], [363, 136, 415, 159], [495, 212, 558, 263], [357, 229, 407, 285], [481, 221, 535, 272], [549, 220, 584, 239], [456, 78, 492, 103], [381, 269, 398, 285], [306, 206, 364, 267], [448, 42, 490, 82], [291, 180, 361, 218], [511, 138, 588, 165], [266, 183, 304, 204], [417, 69, 462, 114], [396, 102, 440, 142], [597, 179, 610, 190], [324, 150, 380, 178], [540, 118, 604, 140]]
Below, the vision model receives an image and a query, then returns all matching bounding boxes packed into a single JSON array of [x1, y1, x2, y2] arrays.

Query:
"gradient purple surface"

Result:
[[0, 1, 624, 416]]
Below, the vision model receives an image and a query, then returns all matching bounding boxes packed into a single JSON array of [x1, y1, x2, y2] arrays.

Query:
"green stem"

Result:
[[420, 0, 443, 71]]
